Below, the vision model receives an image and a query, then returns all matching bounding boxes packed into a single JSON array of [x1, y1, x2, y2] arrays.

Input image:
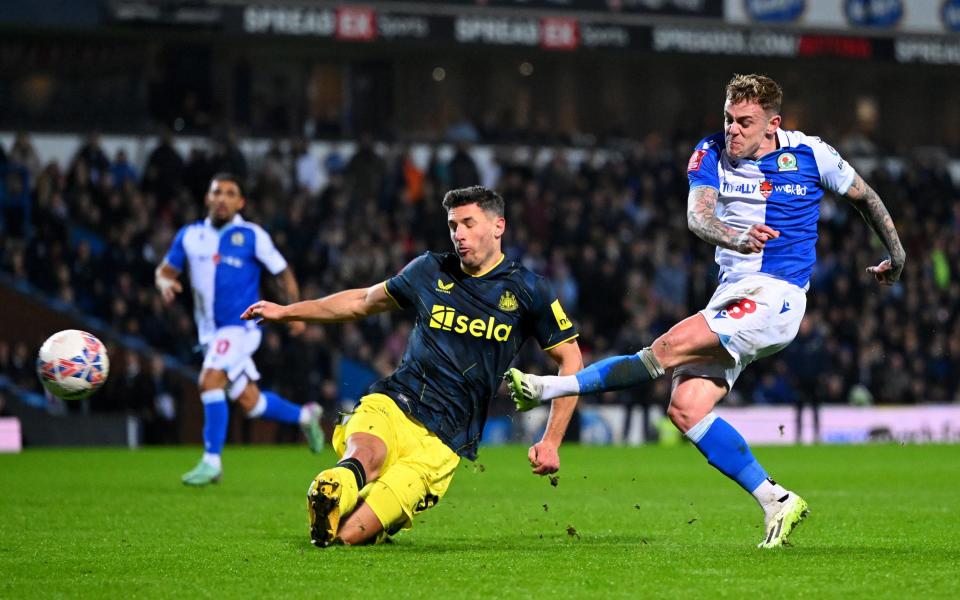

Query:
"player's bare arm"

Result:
[[154, 260, 182, 305], [686, 185, 780, 254], [843, 173, 906, 285], [241, 281, 396, 324], [266, 267, 306, 335], [528, 339, 583, 475]]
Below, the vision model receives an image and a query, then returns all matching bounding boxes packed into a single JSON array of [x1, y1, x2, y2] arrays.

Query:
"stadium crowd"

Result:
[[1, 129, 958, 430]]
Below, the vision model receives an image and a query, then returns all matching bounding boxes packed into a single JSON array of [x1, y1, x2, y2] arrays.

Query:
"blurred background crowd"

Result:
[[2, 124, 957, 439]]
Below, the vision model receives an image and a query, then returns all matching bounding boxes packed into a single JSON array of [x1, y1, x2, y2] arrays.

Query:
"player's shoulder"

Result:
[[693, 132, 725, 153], [688, 132, 724, 173], [231, 216, 270, 237], [176, 219, 208, 241], [499, 259, 548, 295], [779, 129, 841, 155], [400, 251, 447, 278]]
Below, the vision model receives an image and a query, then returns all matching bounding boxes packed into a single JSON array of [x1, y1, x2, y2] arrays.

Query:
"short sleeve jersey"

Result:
[[372, 252, 579, 460], [165, 214, 287, 344], [687, 129, 857, 288]]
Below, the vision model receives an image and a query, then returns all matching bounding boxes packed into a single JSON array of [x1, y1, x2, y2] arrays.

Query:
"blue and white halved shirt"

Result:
[[687, 129, 856, 289], [164, 214, 288, 344]]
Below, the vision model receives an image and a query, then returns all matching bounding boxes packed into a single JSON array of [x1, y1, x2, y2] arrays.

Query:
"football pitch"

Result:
[[2, 443, 958, 598]]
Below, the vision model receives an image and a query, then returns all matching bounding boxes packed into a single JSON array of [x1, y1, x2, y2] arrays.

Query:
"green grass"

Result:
[[2, 444, 959, 598]]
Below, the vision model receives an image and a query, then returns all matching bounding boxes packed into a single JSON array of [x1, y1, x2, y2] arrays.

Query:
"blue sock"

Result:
[[260, 391, 301, 424], [575, 348, 665, 394], [201, 389, 228, 456], [687, 414, 768, 493]]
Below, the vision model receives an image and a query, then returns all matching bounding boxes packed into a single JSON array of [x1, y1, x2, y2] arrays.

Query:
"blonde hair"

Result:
[[726, 74, 782, 114]]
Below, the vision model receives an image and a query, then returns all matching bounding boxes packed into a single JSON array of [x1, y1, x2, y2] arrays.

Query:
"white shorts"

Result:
[[201, 326, 262, 399], [674, 275, 807, 390]]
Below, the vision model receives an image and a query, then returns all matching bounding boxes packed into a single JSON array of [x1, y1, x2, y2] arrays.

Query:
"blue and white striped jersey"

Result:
[[687, 129, 856, 289]]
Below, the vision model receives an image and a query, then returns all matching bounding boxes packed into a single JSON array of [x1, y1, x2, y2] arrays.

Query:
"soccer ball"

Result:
[[36, 330, 110, 401]]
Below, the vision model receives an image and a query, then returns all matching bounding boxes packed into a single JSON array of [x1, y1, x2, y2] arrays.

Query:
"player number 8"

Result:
[[724, 298, 757, 320]]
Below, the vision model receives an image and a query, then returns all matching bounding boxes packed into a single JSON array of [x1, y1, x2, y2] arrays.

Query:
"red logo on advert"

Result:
[[336, 7, 376, 41], [540, 18, 578, 50], [687, 150, 706, 172], [760, 180, 773, 199]]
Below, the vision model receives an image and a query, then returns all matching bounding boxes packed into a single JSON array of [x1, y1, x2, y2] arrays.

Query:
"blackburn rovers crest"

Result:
[[498, 290, 518, 312], [231, 232, 244, 246], [777, 153, 798, 171]]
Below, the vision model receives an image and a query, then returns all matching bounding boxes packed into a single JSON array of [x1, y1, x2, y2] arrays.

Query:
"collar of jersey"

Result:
[[461, 253, 505, 278], [204, 214, 244, 233]]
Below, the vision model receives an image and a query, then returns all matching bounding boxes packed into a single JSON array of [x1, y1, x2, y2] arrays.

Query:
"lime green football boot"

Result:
[[504, 368, 543, 412], [300, 402, 325, 454], [758, 494, 809, 548], [181, 460, 222, 486]]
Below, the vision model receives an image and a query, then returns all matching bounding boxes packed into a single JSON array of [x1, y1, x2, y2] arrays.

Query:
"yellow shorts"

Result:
[[332, 393, 460, 535]]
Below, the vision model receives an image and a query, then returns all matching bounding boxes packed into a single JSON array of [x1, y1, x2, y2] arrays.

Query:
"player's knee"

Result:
[[198, 369, 227, 392], [235, 382, 260, 414], [652, 331, 683, 369], [667, 402, 701, 434]]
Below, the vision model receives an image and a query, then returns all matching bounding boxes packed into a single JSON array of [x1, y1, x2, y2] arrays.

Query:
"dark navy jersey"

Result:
[[371, 251, 578, 460]]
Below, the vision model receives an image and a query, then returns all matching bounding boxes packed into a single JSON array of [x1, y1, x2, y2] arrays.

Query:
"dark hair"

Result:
[[726, 73, 783, 114], [210, 172, 245, 197], [441, 185, 504, 217]]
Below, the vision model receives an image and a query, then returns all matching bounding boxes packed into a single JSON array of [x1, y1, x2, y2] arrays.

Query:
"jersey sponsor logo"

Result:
[[687, 149, 707, 172], [722, 181, 758, 195], [216, 254, 243, 268], [714, 298, 758, 320], [774, 183, 807, 196], [550, 299, 573, 331], [777, 152, 798, 171], [230, 232, 245, 246], [760, 180, 773, 199], [429, 304, 513, 341], [498, 290, 519, 312], [436, 279, 455, 294]]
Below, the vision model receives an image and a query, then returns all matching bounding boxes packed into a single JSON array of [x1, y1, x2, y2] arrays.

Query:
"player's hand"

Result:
[[866, 258, 903, 286], [287, 320, 306, 337], [528, 441, 560, 475], [156, 277, 182, 305], [241, 300, 287, 323], [735, 224, 780, 254]]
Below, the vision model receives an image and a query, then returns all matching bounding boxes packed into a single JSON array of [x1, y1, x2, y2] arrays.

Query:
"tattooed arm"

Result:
[[843, 173, 905, 285], [686, 185, 780, 254]]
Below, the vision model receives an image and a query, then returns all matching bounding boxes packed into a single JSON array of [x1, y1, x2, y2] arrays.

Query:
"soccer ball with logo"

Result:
[[36, 330, 110, 400]]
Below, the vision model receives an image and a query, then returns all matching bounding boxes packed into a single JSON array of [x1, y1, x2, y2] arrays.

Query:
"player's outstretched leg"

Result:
[[307, 458, 365, 547], [244, 387, 325, 453], [182, 389, 227, 486], [505, 347, 664, 409]]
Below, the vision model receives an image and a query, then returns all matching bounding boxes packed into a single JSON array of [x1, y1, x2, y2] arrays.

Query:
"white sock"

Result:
[[538, 375, 581, 401], [202, 453, 222, 470], [298, 404, 313, 425], [752, 478, 790, 516], [247, 394, 267, 418]]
